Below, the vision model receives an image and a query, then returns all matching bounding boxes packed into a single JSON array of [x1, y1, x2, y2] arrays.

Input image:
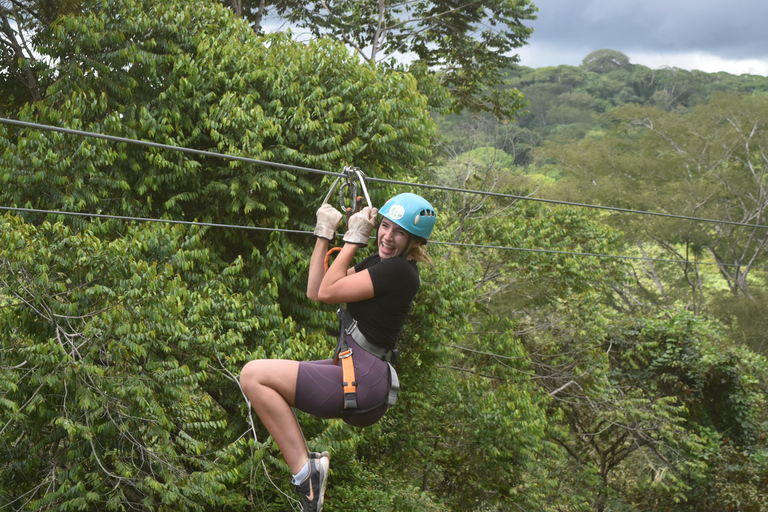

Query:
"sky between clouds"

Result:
[[517, 0, 768, 76]]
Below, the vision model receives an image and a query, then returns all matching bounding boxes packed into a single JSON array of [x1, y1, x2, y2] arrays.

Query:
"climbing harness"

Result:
[[333, 307, 399, 413], [322, 166, 373, 271]]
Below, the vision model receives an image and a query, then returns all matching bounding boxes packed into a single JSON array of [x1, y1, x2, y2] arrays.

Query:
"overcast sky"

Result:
[[517, 0, 768, 76]]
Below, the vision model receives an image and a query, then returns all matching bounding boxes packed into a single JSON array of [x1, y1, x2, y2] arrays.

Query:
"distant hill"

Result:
[[435, 49, 768, 165]]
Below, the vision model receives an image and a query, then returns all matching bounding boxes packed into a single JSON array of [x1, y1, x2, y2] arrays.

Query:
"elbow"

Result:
[[317, 288, 338, 304], [307, 290, 319, 302]]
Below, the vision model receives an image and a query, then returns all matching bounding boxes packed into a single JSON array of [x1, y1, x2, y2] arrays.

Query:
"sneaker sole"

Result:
[[316, 453, 330, 511]]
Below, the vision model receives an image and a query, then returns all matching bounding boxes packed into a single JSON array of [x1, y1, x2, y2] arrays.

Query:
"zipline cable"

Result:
[[0, 117, 340, 179], [3, 204, 766, 270], [2, 117, 768, 231], [0, 205, 306, 234]]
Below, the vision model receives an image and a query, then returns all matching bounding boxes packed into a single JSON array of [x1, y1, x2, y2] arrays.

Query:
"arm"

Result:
[[306, 237, 330, 302], [306, 203, 344, 301], [317, 243, 374, 304], [307, 239, 359, 302], [317, 206, 378, 304]]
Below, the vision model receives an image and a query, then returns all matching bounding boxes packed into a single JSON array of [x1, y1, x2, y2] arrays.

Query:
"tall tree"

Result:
[[0, 215, 270, 510], [0, 0, 437, 254], [0, 0, 452, 509], [581, 49, 631, 74], [538, 309, 768, 512], [0, 0, 48, 108], [221, 0, 537, 120], [544, 93, 768, 299]]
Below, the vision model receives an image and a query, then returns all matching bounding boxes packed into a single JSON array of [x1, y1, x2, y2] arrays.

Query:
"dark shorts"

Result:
[[294, 334, 390, 428]]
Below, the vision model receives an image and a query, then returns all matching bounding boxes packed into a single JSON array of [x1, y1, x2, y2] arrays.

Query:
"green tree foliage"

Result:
[[0, 1, 556, 510], [596, 312, 768, 512], [228, 0, 537, 120], [0, 0, 471, 510], [542, 93, 768, 303], [0, 212, 557, 511], [0, 0, 55, 109], [1, 0, 435, 224], [498, 50, 768, 147], [0, 0, 91, 112], [511, 298, 768, 511], [430, 116, 768, 510], [581, 48, 631, 74], [0, 0, 437, 329], [0, 214, 273, 509]]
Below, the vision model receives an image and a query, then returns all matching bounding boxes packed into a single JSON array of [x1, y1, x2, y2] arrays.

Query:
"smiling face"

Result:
[[377, 218, 412, 259]]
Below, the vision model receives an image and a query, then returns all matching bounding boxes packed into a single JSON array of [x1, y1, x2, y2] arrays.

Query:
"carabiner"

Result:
[[349, 167, 372, 211], [321, 166, 374, 271], [321, 166, 372, 218], [341, 167, 372, 217], [339, 178, 359, 217]]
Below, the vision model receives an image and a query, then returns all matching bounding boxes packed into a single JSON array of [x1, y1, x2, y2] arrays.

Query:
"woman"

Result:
[[240, 192, 436, 512]]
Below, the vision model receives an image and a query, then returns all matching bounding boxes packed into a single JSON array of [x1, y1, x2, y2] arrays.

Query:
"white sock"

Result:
[[291, 460, 310, 485]]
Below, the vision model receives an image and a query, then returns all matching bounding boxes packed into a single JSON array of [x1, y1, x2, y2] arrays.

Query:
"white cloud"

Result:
[[515, 44, 768, 77], [516, 44, 588, 69], [628, 52, 768, 76]]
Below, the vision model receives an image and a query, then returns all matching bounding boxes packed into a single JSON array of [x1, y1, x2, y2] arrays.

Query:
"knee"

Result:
[[239, 360, 265, 397]]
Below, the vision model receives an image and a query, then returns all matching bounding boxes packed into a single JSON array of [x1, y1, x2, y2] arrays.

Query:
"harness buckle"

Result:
[[344, 392, 358, 409], [344, 319, 358, 336], [338, 348, 358, 409]]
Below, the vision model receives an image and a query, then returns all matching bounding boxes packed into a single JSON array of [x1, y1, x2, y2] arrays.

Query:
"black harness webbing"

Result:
[[334, 308, 400, 413]]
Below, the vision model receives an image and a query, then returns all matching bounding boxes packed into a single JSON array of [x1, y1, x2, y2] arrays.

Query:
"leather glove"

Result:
[[314, 203, 344, 240], [343, 206, 378, 245]]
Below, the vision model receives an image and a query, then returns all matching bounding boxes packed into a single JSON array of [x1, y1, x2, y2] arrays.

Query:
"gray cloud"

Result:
[[525, 0, 768, 61]]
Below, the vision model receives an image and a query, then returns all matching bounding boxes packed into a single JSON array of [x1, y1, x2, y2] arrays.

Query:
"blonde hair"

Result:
[[407, 238, 434, 267]]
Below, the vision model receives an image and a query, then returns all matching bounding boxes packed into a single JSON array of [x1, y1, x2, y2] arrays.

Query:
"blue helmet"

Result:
[[379, 193, 437, 240]]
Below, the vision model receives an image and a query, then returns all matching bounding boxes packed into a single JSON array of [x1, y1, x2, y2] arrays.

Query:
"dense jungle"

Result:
[[0, 1, 766, 511]]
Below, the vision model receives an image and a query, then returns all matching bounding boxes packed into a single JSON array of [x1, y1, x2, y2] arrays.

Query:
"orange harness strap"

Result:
[[324, 246, 341, 272], [336, 349, 358, 409]]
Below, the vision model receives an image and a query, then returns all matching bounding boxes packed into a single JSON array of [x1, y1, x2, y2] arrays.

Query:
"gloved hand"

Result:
[[314, 203, 344, 240], [343, 206, 378, 246]]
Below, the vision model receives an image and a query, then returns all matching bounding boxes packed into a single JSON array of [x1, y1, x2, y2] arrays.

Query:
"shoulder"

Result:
[[374, 256, 418, 274], [355, 253, 381, 272], [368, 257, 420, 292]]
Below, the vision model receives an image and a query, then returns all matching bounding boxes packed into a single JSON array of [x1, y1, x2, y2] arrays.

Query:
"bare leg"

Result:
[[240, 359, 308, 474]]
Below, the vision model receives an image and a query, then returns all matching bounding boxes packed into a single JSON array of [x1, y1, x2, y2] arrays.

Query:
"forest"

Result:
[[0, 1, 766, 511]]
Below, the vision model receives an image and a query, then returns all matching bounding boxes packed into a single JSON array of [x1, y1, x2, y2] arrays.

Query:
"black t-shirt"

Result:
[[347, 253, 420, 351]]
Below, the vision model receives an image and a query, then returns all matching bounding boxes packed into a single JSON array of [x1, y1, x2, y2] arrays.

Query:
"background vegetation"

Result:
[[0, 2, 766, 511]]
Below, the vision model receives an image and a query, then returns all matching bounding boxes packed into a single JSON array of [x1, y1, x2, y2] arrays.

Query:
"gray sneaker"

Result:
[[294, 452, 330, 512]]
